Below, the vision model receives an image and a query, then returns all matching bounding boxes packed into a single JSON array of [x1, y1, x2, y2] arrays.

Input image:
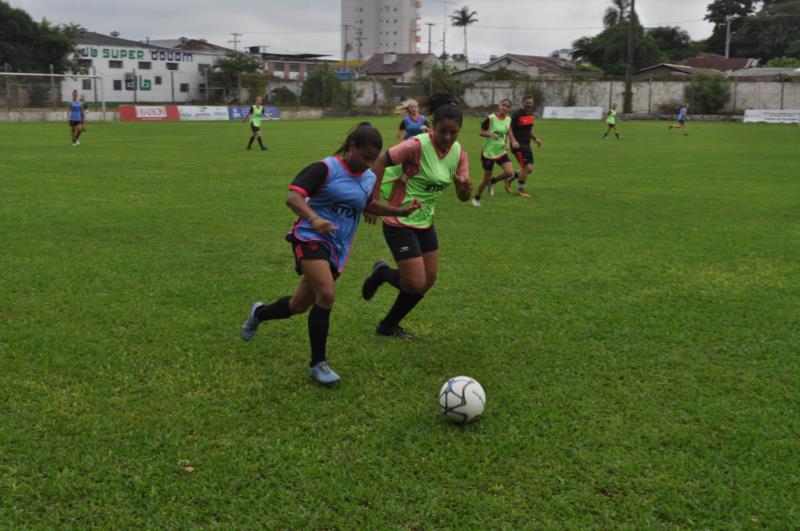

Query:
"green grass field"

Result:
[[1, 117, 798, 528]]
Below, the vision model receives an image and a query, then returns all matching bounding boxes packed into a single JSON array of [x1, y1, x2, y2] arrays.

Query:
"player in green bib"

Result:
[[361, 94, 472, 339], [603, 103, 622, 140], [472, 99, 516, 207], [244, 96, 268, 151]]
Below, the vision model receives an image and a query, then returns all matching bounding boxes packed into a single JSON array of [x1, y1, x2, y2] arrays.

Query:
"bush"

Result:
[[270, 87, 297, 106], [684, 73, 731, 114]]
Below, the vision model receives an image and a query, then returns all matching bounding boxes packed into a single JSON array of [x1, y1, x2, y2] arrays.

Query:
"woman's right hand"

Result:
[[311, 217, 337, 234]]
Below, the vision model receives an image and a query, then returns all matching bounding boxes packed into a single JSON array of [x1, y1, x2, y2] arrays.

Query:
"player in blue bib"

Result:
[[669, 103, 690, 136], [67, 90, 85, 145], [239, 123, 420, 385], [396, 99, 429, 141]]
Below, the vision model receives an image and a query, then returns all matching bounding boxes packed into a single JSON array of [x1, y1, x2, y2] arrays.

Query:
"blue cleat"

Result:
[[240, 301, 264, 341], [308, 361, 341, 385]]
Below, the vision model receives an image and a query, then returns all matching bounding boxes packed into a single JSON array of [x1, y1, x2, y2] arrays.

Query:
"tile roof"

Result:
[[681, 54, 758, 71]]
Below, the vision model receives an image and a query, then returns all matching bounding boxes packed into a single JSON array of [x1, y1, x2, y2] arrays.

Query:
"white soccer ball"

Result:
[[438, 376, 486, 423]]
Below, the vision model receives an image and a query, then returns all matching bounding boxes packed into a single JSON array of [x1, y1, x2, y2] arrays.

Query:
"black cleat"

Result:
[[376, 324, 416, 340], [362, 260, 389, 301]]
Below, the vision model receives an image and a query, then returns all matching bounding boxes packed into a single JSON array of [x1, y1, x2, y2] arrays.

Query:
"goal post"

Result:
[[0, 72, 106, 119]]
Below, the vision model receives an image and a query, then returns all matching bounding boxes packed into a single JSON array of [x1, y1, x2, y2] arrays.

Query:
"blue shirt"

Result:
[[291, 156, 376, 273], [678, 107, 688, 121], [401, 115, 427, 139], [69, 101, 83, 122]]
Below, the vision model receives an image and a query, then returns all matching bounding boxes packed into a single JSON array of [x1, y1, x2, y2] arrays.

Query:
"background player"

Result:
[[244, 96, 268, 151], [505, 95, 542, 198], [472, 98, 514, 207]]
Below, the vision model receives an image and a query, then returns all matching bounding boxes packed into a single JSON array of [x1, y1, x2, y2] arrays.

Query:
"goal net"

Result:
[[0, 72, 105, 112]]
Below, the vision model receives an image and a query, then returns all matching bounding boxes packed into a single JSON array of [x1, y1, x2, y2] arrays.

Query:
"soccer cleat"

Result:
[[309, 361, 340, 385], [376, 324, 416, 340], [504, 178, 512, 193], [362, 260, 389, 301], [516, 190, 531, 198], [471, 198, 481, 208], [240, 301, 264, 341], [488, 183, 495, 197]]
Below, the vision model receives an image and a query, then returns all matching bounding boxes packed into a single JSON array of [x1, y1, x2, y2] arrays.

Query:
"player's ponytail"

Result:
[[426, 93, 463, 126], [334, 121, 383, 156]]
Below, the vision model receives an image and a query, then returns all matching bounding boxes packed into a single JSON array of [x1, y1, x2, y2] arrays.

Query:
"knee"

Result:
[[289, 297, 312, 314], [401, 277, 427, 295], [423, 274, 437, 294], [314, 289, 335, 309]]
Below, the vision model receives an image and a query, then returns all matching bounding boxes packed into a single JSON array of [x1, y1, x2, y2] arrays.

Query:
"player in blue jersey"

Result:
[[239, 123, 421, 385], [669, 103, 690, 135], [67, 90, 85, 145], [396, 99, 429, 141]]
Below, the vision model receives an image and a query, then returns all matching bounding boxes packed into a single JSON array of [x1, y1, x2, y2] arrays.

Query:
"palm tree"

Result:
[[450, 6, 478, 69], [603, 0, 630, 28]]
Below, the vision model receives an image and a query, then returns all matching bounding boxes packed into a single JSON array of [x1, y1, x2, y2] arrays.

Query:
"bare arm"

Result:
[[364, 197, 421, 217], [286, 190, 337, 234]]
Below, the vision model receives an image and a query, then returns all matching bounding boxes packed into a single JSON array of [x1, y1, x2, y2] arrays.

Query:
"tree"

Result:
[[450, 6, 478, 69], [684, 72, 731, 113], [765, 56, 800, 66], [572, 22, 661, 75], [211, 51, 263, 102], [414, 63, 458, 96], [703, 0, 758, 55], [300, 65, 342, 107], [730, 0, 800, 60], [647, 26, 694, 62], [0, 1, 80, 73], [604, 0, 632, 28]]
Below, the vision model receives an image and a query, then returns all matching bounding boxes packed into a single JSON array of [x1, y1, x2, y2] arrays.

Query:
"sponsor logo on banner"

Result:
[[179, 106, 230, 121], [543, 107, 604, 120], [136, 106, 168, 118], [743, 109, 800, 124]]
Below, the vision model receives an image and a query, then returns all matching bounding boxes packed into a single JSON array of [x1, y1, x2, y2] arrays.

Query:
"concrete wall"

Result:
[[0, 111, 119, 122]]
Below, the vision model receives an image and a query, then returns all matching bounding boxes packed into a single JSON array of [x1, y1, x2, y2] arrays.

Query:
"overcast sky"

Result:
[[13, 0, 714, 61]]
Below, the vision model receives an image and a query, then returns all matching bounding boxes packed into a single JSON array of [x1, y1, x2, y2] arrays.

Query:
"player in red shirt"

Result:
[[505, 95, 542, 197]]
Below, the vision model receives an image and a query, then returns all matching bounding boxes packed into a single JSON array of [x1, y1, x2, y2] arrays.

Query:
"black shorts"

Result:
[[480, 154, 510, 172], [383, 223, 438, 261], [69, 120, 82, 127], [512, 145, 534, 166], [250, 124, 261, 133], [290, 237, 339, 278]]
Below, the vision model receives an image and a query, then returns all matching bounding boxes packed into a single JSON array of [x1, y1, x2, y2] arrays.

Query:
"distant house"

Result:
[[248, 48, 337, 82], [358, 53, 438, 83], [480, 54, 577, 78], [633, 63, 719, 79], [680, 54, 758, 73], [451, 67, 489, 83]]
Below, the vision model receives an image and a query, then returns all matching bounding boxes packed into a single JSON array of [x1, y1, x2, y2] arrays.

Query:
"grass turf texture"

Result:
[[1, 118, 798, 527]]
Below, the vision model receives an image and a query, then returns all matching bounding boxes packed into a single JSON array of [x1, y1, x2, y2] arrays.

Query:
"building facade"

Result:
[[341, 0, 421, 61], [64, 31, 223, 103]]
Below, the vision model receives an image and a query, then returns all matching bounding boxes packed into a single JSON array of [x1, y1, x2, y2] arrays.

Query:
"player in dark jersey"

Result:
[[361, 94, 472, 339], [505, 95, 542, 198], [243, 96, 268, 151], [396, 99, 429, 141], [67, 90, 85, 146], [239, 123, 420, 385]]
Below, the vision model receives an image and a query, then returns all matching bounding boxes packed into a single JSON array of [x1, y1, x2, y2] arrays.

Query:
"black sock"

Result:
[[247, 137, 255, 148], [380, 291, 423, 328], [474, 194, 481, 200], [258, 137, 265, 149], [75, 131, 82, 140], [255, 296, 292, 322], [507, 171, 519, 183], [378, 266, 401, 289], [308, 304, 331, 366]]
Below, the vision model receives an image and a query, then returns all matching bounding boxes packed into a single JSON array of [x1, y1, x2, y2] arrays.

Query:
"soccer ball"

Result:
[[438, 376, 486, 423]]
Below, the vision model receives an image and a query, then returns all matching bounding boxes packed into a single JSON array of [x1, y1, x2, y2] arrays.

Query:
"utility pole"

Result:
[[228, 32, 242, 51], [623, 0, 636, 114], [725, 15, 735, 58], [426, 23, 436, 54], [342, 24, 350, 67]]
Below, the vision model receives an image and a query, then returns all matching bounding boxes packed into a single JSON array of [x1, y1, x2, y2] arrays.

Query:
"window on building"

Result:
[[82, 79, 92, 90], [109, 60, 123, 68], [180, 83, 189, 93], [138, 61, 152, 70], [155, 76, 162, 85], [289, 63, 300, 72], [198, 63, 210, 73], [113, 80, 122, 90], [273, 62, 285, 71], [199, 83, 206, 93], [166, 62, 178, 71]]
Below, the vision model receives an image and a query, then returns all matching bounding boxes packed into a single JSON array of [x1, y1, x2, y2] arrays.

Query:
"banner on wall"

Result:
[[228, 106, 280, 120], [543, 106, 604, 120], [118, 105, 180, 121], [743, 109, 800, 124], [178, 106, 230, 121]]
